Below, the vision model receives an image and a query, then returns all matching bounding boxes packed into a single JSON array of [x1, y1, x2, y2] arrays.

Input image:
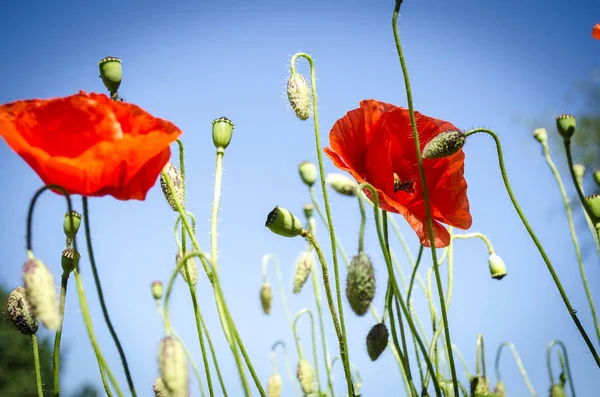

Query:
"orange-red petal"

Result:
[[594, 23, 600, 40]]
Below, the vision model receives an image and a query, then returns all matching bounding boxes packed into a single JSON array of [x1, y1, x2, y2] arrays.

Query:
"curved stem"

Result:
[[293, 309, 321, 394], [465, 128, 600, 367], [357, 190, 367, 253], [272, 341, 302, 397], [547, 340, 576, 397], [495, 342, 536, 396], [32, 334, 43, 397], [53, 273, 69, 397], [452, 232, 494, 253]]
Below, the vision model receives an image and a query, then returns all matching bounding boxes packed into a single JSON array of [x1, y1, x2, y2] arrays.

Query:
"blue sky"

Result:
[[1, 0, 599, 396]]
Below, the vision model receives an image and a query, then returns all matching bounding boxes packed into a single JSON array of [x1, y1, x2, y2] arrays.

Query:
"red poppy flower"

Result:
[[0, 91, 182, 200], [324, 99, 472, 247], [594, 23, 600, 40]]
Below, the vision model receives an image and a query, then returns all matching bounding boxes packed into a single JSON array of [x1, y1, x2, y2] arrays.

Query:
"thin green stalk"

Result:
[[476, 335, 486, 378], [452, 345, 472, 379], [53, 273, 69, 397], [32, 334, 44, 397], [263, 254, 293, 329], [547, 340, 576, 397], [272, 341, 301, 397], [357, 190, 366, 252], [452, 233, 493, 252], [292, 52, 353, 396], [388, 215, 428, 296], [406, 245, 424, 305], [564, 140, 596, 226], [392, 2, 458, 394], [294, 309, 321, 394], [201, 310, 229, 397], [81, 197, 136, 397], [465, 128, 600, 367], [495, 342, 536, 396]]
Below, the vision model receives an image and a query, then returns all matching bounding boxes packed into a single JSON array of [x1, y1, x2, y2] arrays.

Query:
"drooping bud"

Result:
[[556, 114, 576, 140], [287, 72, 311, 121], [594, 169, 600, 187], [303, 203, 314, 219], [293, 252, 314, 294], [488, 252, 507, 280], [469, 376, 490, 397], [493, 381, 506, 397], [296, 358, 316, 394], [327, 173, 357, 196], [585, 194, 600, 224], [550, 384, 567, 397], [158, 336, 188, 397], [160, 162, 185, 212], [63, 211, 82, 240], [98, 56, 122, 95], [559, 371, 567, 387], [212, 117, 234, 150], [267, 373, 283, 397], [152, 281, 164, 300], [22, 258, 60, 330], [153, 377, 168, 397], [298, 161, 317, 187], [61, 248, 80, 274], [573, 164, 585, 184], [6, 286, 39, 335], [346, 253, 376, 316], [422, 130, 466, 159], [176, 251, 198, 286], [265, 207, 304, 238], [533, 128, 548, 143], [260, 282, 273, 314], [366, 322, 388, 361]]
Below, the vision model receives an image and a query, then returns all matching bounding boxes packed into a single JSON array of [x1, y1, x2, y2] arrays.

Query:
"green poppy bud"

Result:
[[160, 162, 185, 212], [550, 384, 567, 397], [152, 281, 164, 300], [61, 248, 80, 274], [493, 380, 506, 397], [287, 72, 311, 121], [585, 194, 600, 224], [212, 116, 234, 150], [366, 322, 388, 361], [98, 56, 122, 95], [23, 258, 60, 330], [153, 377, 168, 397], [488, 252, 507, 280], [593, 169, 600, 187], [573, 164, 585, 185], [260, 282, 273, 314], [158, 336, 188, 397], [267, 373, 282, 397], [303, 203, 314, 219], [176, 251, 198, 286], [298, 161, 317, 187], [556, 114, 576, 140], [470, 376, 490, 397], [63, 211, 82, 240], [346, 253, 376, 316], [422, 130, 466, 159], [6, 286, 39, 335], [327, 173, 358, 196], [293, 252, 314, 294], [265, 206, 304, 238], [296, 358, 316, 394], [533, 128, 548, 143]]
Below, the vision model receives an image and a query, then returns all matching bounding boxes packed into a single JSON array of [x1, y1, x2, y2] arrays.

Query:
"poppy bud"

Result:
[[260, 282, 273, 314], [153, 377, 168, 397], [160, 162, 185, 212], [594, 169, 600, 187], [176, 251, 198, 286], [533, 127, 548, 143], [23, 258, 60, 330], [267, 373, 282, 397], [550, 384, 567, 397], [6, 286, 39, 335], [469, 376, 490, 397], [98, 56, 122, 95], [293, 252, 314, 294], [584, 194, 600, 224], [61, 248, 80, 274], [303, 203, 314, 219], [493, 381, 506, 397], [298, 161, 317, 187], [488, 252, 507, 280], [422, 130, 466, 159], [63, 211, 82, 240], [366, 322, 388, 361], [346, 253, 376, 316], [152, 281, 164, 300], [212, 116, 234, 150], [265, 206, 304, 238], [559, 371, 567, 387], [556, 114, 576, 140], [158, 336, 188, 397], [327, 173, 358, 196], [287, 72, 311, 121], [296, 358, 316, 394], [573, 164, 585, 183]]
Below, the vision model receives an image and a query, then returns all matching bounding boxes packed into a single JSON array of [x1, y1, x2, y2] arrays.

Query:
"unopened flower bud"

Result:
[[158, 336, 188, 397], [6, 286, 38, 335], [366, 322, 388, 361], [296, 358, 316, 394], [63, 211, 82, 240], [533, 128, 548, 143], [265, 206, 304, 238], [550, 384, 567, 397], [488, 252, 507, 280], [470, 376, 490, 397], [153, 377, 168, 397], [61, 248, 80, 274], [573, 164, 585, 183], [559, 371, 567, 387], [176, 251, 198, 286], [303, 203, 314, 219], [594, 170, 600, 187], [422, 130, 466, 159], [267, 373, 282, 397], [585, 194, 600, 224], [346, 253, 376, 316], [160, 162, 185, 212], [260, 282, 273, 314], [98, 56, 122, 95], [212, 117, 234, 150], [298, 161, 317, 187], [327, 173, 357, 196], [493, 381, 506, 397], [152, 281, 164, 300], [556, 114, 576, 140], [293, 252, 314, 294], [23, 258, 60, 330], [287, 72, 311, 121]]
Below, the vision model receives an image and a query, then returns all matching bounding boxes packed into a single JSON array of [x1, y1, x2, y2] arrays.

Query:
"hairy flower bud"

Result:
[[98, 56, 122, 95], [556, 114, 576, 140], [176, 251, 198, 286], [594, 169, 600, 187], [293, 252, 314, 294], [158, 336, 188, 397], [267, 373, 282, 397], [23, 258, 60, 330], [260, 282, 273, 314], [488, 252, 507, 280], [550, 384, 567, 397], [265, 206, 304, 238], [346, 253, 376, 316], [160, 162, 185, 212], [152, 281, 164, 300], [298, 161, 317, 187], [470, 376, 490, 397], [296, 358, 316, 394], [6, 286, 38, 335], [61, 248, 80, 274], [533, 127, 548, 143], [585, 194, 600, 224], [327, 173, 357, 196], [366, 322, 388, 361], [573, 164, 585, 185], [303, 203, 314, 219], [212, 116, 234, 150], [63, 211, 82, 240], [153, 377, 168, 397], [422, 130, 466, 159], [287, 72, 311, 121], [493, 380, 506, 397]]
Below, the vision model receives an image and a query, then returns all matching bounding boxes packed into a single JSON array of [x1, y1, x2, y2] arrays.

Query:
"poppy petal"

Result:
[[594, 23, 600, 40]]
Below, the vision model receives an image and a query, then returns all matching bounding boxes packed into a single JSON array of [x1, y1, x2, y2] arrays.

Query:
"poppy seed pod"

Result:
[[326, 173, 358, 197], [63, 211, 82, 240], [296, 358, 316, 394], [158, 336, 188, 397], [160, 162, 185, 212], [6, 286, 38, 335], [366, 322, 388, 361], [293, 252, 314, 294], [573, 164, 585, 183], [493, 380, 506, 397], [550, 384, 567, 397], [346, 253, 376, 316], [61, 248, 80, 274], [594, 170, 600, 187], [584, 195, 600, 224], [265, 206, 304, 238], [260, 282, 273, 314], [152, 281, 164, 300], [212, 116, 234, 150], [303, 203, 314, 219], [298, 161, 317, 187], [153, 377, 168, 397], [176, 251, 198, 286], [422, 130, 466, 159], [267, 373, 283, 397], [98, 56, 122, 95], [533, 127, 548, 144], [22, 258, 60, 330], [556, 114, 576, 140], [488, 252, 507, 280], [470, 376, 490, 397], [287, 72, 311, 121]]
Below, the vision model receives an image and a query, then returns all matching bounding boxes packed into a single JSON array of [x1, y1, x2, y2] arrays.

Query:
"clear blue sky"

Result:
[[1, 0, 599, 396]]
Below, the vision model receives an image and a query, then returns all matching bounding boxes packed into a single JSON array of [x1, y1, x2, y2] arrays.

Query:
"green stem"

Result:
[[406, 245, 424, 305], [293, 309, 321, 394], [32, 334, 44, 397], [547, 340, 576, 397], [495, 342, 536, 396], [263, 254, 294, 329], [465, 128, 600, 367], [452, 345, 472, 379], [452, 232, 493, 252], [476, 334, 486, 378], [272, 341, 301, 397], [357, 190, 367, 252], [564, 140, 596, 225], [388, 216, 428, 296], [53, 273, 69, 397], [291, 52, 354, 396]]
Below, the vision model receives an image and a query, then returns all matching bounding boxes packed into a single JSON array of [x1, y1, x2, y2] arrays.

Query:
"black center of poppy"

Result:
[[393, 173, 415, 194]]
